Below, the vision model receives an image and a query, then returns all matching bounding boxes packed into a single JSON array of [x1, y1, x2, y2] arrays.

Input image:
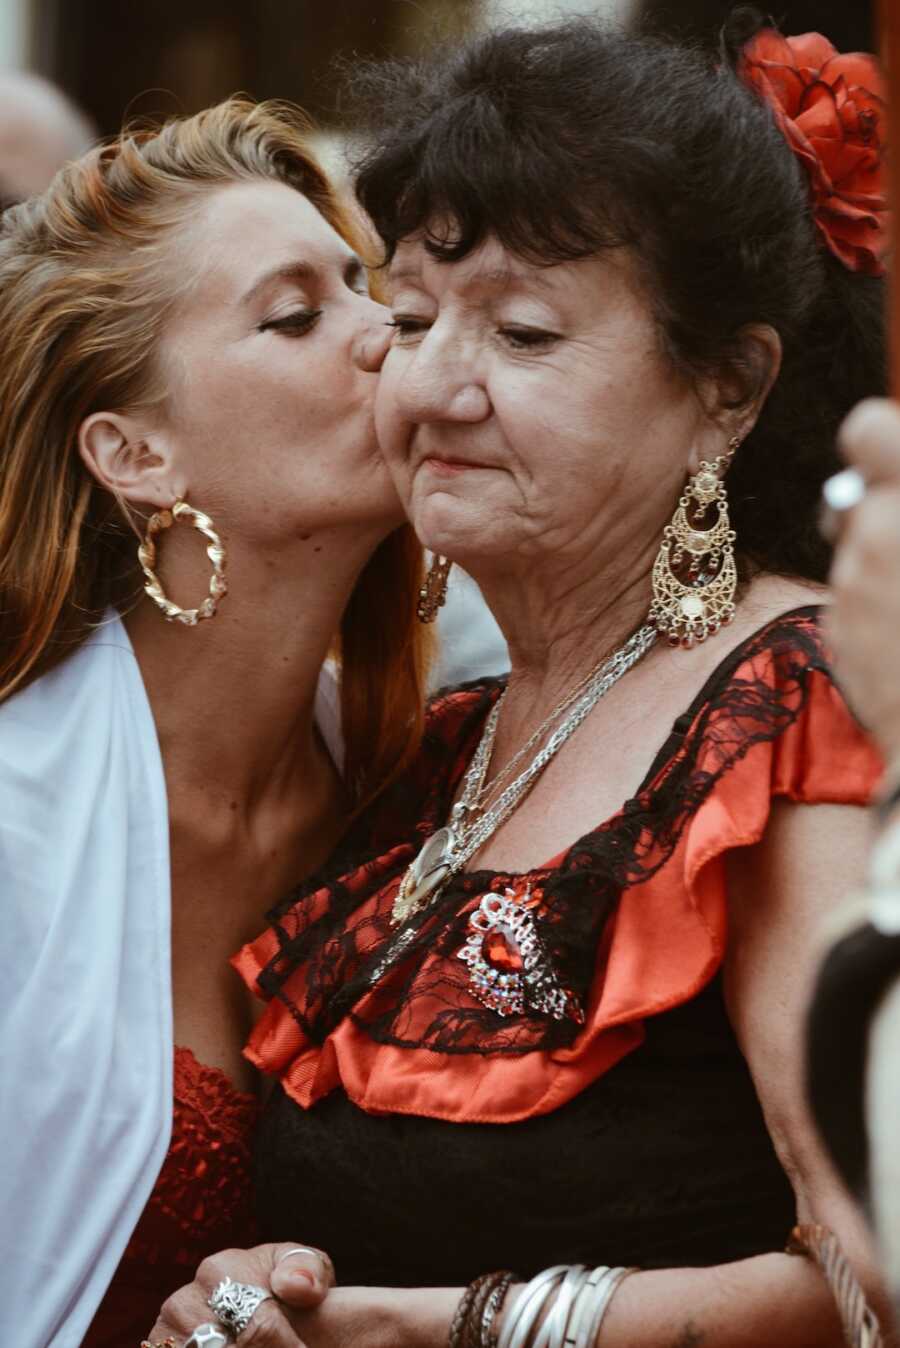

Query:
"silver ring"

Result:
[[824, 467, 866, 512], [208, 1276, 272, 1337], [184, 1326, 230, 1348], [821, 467, 866, 540], [275, 1245, 334, 1278]]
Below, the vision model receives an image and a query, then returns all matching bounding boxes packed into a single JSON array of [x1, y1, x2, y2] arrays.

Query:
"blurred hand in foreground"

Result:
[[828, 397, 900, 771]]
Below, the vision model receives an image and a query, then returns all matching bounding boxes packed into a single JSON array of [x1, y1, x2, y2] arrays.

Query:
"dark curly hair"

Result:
[[348, 11, 886, 582]]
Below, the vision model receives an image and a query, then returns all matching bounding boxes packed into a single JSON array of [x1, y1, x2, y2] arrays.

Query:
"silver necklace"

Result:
[[461, 638, 628, 817], [391, 623, 658, 925]]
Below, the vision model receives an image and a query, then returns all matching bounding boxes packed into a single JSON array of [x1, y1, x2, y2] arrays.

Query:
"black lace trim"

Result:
[[258, 607, 831, 1058]]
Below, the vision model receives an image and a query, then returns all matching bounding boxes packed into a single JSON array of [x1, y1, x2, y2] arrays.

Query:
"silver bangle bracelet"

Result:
[[497, 1262, 636, 1348], [534, 1265, 589, 1348], [564, 1266, 612, 1348], [499, 1266, 568, 1348], [582, 1266, 635, 1345], [496, 1284, 528, 1348]]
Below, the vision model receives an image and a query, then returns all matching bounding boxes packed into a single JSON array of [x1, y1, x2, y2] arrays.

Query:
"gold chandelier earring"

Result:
[[417, 554, 452, 624], [649, 435, 741, 649], [137, 500, 228, 626]]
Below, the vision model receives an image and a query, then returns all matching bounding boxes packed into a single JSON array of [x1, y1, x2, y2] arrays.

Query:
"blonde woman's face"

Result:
[[154, 179, 399, 547]]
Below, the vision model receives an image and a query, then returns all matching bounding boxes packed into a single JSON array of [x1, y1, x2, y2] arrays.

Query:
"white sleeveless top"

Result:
[[0, 615, 342, 1348]]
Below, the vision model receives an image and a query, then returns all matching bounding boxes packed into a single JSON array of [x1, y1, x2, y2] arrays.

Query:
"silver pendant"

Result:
[[392, 826, 456, 925]]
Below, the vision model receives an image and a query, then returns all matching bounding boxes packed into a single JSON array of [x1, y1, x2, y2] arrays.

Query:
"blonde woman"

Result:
[[0, 100, 427, 1348]]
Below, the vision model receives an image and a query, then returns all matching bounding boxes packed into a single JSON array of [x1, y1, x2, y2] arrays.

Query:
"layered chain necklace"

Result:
[[391, 622, 658, 925]]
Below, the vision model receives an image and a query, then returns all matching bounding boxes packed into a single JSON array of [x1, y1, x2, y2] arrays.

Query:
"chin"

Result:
[[410, 486, 494, 556], [414, 521, 510, 575]]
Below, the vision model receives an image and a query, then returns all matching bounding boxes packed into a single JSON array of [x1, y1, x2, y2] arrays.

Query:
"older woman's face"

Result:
[[376, 235, 719, 579]]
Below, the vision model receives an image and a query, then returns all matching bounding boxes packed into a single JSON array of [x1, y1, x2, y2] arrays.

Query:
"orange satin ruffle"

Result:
[[234, 665, 880, 1124]]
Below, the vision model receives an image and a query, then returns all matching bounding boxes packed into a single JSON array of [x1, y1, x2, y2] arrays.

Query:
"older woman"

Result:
[[152, 18, 889, 1348], [0, 100, 429, 1348]]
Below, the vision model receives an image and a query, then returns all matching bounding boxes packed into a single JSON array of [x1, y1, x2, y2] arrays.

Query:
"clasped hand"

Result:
[[145, 1241, 458, 1347]]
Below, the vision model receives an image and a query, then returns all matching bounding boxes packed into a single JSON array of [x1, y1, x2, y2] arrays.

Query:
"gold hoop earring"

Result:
[[137, 500, 228, 626], [417, 555, 451, 624], [650, 436, 740, 648]]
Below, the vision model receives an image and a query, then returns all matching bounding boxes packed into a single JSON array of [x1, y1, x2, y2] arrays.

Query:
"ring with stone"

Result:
[[183, 1326, 230, 1348], [207, 1276, 272, 1337]]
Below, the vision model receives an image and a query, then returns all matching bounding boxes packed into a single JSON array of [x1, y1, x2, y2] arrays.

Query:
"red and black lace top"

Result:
[[82, 1047, 259, 1348], [235, 610, 884, 1283]]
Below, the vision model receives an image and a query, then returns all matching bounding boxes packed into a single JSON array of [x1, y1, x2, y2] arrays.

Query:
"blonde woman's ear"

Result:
[[78, 410, 182, 508]]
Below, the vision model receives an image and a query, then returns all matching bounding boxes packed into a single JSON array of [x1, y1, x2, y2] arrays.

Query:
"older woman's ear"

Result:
[[78, 411, 185, 510], [697, 322, 783, 432], [687, 324, 781, 471], [728, 322, 782, 419]]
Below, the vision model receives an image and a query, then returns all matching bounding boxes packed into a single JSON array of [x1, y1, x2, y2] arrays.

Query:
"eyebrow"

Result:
[[387, 261, 557, 295], [241, 254, 364, 307]]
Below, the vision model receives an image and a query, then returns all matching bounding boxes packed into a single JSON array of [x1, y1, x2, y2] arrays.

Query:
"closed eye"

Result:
[[499, 325, 561, 349], [258, 308, 322, 336], [386, 316, 432, 341]]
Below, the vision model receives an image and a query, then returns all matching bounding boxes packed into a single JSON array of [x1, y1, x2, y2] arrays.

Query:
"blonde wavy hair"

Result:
[[0, 97, 429, 803]]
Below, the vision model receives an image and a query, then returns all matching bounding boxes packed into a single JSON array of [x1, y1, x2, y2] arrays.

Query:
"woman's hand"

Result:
[[149, 1274, 459, 1348], [828, 397, 900, 768], [144, 1242, 335, 1348], [285, 1285, 460, 1348]]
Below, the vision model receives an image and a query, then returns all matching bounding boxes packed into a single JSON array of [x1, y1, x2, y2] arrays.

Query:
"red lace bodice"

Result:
[[82, 1046, 260, 1347]]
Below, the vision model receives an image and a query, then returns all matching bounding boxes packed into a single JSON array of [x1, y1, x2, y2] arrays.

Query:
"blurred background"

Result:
[[0, 0, 877, 148]]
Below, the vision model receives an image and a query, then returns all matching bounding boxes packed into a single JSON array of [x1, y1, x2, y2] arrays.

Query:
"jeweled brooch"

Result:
[[457, 883, 583, 1023]]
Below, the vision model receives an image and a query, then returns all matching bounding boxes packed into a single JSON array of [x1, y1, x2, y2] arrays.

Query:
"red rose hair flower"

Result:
[[739, 29, 888, 276]]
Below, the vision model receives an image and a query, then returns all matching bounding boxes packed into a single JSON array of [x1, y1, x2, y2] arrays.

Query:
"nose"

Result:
[[393, 333, 491, 426], [352, 295, 393, 373]]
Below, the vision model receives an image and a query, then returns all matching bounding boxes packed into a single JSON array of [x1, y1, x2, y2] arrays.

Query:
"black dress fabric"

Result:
[[255, 974, 795, 1283]]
